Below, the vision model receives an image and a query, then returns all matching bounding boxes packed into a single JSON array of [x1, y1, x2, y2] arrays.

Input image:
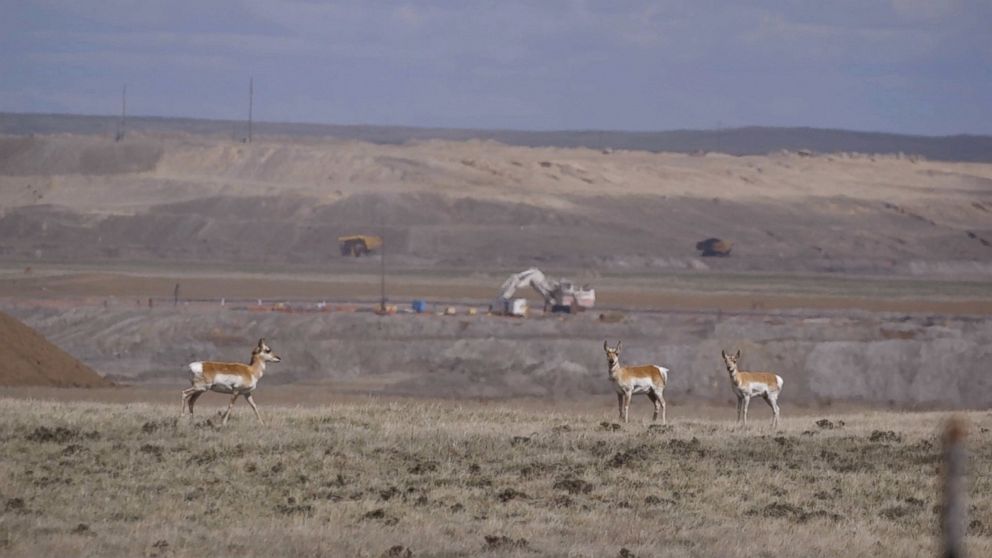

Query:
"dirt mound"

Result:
[[0, 135, 162, 176], [2, 133, 992, 276], [0, 310, 111, 387]]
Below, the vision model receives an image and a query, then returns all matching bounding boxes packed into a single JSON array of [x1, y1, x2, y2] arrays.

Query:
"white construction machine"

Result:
[[492, 268, 596, 316]]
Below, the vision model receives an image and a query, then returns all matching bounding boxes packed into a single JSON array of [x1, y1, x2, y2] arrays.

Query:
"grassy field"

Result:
[[0, 398, 990, 557]]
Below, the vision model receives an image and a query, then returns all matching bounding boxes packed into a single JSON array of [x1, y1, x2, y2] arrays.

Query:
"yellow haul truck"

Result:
[[337, 235, 383, 257]]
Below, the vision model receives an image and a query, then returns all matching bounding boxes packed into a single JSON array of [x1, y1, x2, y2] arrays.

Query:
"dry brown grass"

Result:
[[0, 398, 990, 557]]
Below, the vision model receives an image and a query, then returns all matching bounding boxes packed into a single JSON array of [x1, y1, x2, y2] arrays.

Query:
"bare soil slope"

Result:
[[0, 309, 110, 387], [1, 133, 991, 275]]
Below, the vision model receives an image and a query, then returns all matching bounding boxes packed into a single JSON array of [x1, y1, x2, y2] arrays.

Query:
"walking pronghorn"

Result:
[[603, 340, 669, 424], [181, 338, 281, 425], [721, 349, 783, 428]]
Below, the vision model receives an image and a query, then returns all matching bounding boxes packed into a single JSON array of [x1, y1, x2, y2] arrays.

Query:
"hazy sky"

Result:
[[2, 1, 990, 135]]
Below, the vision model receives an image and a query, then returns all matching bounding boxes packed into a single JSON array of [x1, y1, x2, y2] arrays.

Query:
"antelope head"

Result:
[[604, 340, 622, 370], [252, 338, 282, 364], [721, 349, 741, 375]]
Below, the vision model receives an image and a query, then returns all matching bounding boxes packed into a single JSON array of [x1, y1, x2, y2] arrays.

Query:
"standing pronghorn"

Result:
[[721, 349, 783, 428], [181, 338, 281, 425], [603, 340, 669, 424]]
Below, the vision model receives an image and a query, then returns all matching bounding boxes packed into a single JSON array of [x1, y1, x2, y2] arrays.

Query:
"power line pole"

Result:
[[379, 223, 387, 313], [115, 84, 126, 142], [247, 76, 253, 143]]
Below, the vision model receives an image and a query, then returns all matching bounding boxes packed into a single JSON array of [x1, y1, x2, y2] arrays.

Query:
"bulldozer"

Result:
[[492, 268, 595, 316], [338, 235, 383, 257]]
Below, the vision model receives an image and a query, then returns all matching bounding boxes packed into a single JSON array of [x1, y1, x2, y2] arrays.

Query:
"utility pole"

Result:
[[115, 84, 126, 142], [379, 223, 387, 313], [247, 76, 253, 143]]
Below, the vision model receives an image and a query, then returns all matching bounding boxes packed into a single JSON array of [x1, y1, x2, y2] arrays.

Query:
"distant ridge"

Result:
[[2, 112, 991, 163]]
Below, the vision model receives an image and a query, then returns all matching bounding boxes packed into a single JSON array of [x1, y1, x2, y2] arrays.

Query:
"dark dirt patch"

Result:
[[109, 511, 143, 522], [32, 475, 72, 487], [517, 462, 554, 478], [26, 426, 99, 444], [71, 523, 92, 535], [468, 476, 493, 488], [644, 495, 677, 506], [815, 419, 845, 429], [619, 548, 637, 558], [408, 460, 438, 475], [510, 436, 531, 446], [5, 498, 27, 513], [497, 488, 528, 503], [276, 497, 313, 516], [140, 444, 164, 461], [141, 419, 175, 434], [819, 449, 876, 473], [187, 449, 220, 466], [754, 501, 804, 518], [483, 535, 529, 551], [382, 545, 413, 558], [749, 501, 842, 523], [869, 430, 903, 443], [552, 495, 574, 508], [969, 519, 989, 536], [904, 497, 925, 508], [879, 506, 916, 520], [362, 508, 399, 525], [797, 510, 844, 523], [149, 539, 170, 558], [668, 437, 704, 457], [380, 486, 401, 501], [773, 436, 796, 448], [600, 422, 622, 432], [61, 444, 87, 456], [608, 448, 645, 468], [587, 440, 611, 458], [553, 477, 593, 495], [813, 490, 837, 501]]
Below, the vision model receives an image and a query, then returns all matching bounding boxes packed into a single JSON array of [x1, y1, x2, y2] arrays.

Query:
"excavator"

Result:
[[492, 268, 595, 316]]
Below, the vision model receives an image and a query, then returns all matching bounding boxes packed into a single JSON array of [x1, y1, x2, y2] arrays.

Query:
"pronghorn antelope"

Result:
[[181, 338, 281, 425], [603, 340, 669, 424], [721, 349, 783, 428]]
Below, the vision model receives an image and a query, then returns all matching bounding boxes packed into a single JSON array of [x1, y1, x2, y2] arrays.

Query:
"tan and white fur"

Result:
[[181, 338, 281, 425], [604, 340, 669, 424], [721, 349, 783, 428]]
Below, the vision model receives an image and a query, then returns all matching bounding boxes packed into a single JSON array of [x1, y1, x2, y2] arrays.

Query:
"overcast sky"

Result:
[[2, 1, 990, 135]]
